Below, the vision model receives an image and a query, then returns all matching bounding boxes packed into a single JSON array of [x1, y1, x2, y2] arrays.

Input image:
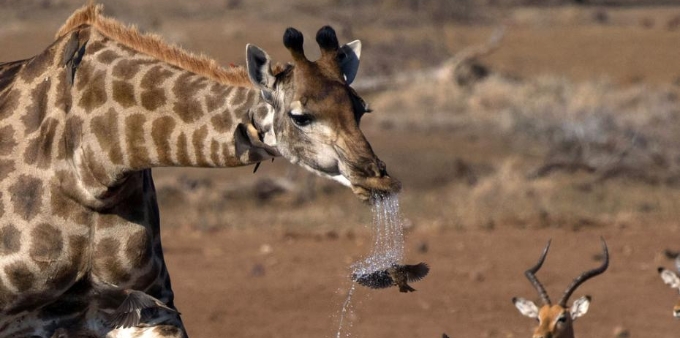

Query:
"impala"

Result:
[[658, 255, 680, 318], [512, 238, 609, 338]]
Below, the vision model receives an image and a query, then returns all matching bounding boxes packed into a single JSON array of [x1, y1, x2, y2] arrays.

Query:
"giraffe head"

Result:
[[244, 26, 400, 202]]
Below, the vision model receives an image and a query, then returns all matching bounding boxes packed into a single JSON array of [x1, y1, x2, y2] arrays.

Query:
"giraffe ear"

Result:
[[246, 44, 276, 102], [338, 40, 361, 85]]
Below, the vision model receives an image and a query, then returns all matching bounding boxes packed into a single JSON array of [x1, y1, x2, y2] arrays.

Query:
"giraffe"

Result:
[[0, 3, 400, 337]]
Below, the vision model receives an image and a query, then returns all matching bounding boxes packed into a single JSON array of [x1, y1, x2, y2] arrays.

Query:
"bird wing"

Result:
[[108, 290, 176, 329], [352, 269, 393, 289], [405, 263, 430, 282], [118, 290, 158, 313], [108, 308, 142, 329]]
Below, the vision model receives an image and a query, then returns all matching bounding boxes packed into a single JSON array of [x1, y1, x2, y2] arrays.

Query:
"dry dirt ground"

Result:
[[3, 1, 680, 337]]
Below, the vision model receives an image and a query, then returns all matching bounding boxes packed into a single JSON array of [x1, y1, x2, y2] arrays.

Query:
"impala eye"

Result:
[[288, 111, 314, 127], [556, 314, 567, 324]]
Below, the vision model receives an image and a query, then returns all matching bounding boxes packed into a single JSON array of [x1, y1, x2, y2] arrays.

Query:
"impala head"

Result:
[[244, 26, 400, 202], [658, 255, 680, 318], [512, 238, 609, 338]]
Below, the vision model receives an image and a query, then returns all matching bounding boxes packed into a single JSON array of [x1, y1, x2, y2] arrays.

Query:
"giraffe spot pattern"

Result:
[[50, 182, 89, 225], [0, 192, 3, 218], [4, 262, 35, 292], [91, 108, 123, 165], [141, 88, 166, 111], [176, 132, 190, 165], [173, 98, 202, 123], [210, 140, 220, 166], [0, 278, 15, 309], [94, 237, 131, 284], [54, 67, 72, 115], [0, 90, 20, 122], [82, 146, 109, 187], [85, 39, 108, 55], [95, 213, 121, 230], [9, 175, 43, 222], [21, 79, 50, 134], [151, 116, 176, 165], [0, 223, 21, 255], [58, 115, 84, 160], [125, 228, 153, 269], [112, 58, 155, 81], [96, 50, 121, 64], [140, 65, 173, 90], [112, 80, 136, 108], [0, 159, 15, 183], [69, 235, 89, 272], [23, 117, 59, 169], [192, 126, 209, 166], [125, 114, 149, 169], [210, 113, 233, 133], [0, 126, 17, 156], [29, 223, 64, 268], [222, 141, 241, 167], [229, 87, 249, 107], [77, 67, 107, 111], [172, 73, 206, 123], [205, 94, 225, 113]]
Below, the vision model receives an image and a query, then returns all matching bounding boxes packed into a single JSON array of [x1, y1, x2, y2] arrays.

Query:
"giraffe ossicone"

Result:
[[0, 3, 398, 337]]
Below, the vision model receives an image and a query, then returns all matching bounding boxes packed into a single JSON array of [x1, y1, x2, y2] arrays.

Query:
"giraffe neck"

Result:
[[63, 27, 276, 204]]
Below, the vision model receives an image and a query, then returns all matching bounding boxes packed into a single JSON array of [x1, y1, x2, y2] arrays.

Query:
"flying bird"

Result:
[[353, 263, 429, 293], [108, 289, 178, 329], [93, 283, 178, 329]]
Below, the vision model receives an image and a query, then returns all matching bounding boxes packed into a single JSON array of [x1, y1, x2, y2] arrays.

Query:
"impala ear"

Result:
[[659, 267, 680, 289], [570, 295, 591, 320], [512, 297, 539, 319]]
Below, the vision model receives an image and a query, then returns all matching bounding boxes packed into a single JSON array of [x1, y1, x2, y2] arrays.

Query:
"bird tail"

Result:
[[399, 284, 416, 293]]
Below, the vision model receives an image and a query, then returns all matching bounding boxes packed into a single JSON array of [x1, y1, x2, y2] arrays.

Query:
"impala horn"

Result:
[[558, 237, 609, 307], [525, 239, 552, 306]]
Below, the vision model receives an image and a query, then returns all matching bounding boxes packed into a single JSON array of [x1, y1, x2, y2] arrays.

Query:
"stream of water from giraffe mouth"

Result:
[[335, 192, 405, 338]]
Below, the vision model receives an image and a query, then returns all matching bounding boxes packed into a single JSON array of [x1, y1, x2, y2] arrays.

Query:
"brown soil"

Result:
[[164, 225, 680, 338]]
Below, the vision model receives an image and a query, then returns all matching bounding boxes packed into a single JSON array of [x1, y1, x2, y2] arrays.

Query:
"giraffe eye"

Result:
[[288, 111, 314, 127]]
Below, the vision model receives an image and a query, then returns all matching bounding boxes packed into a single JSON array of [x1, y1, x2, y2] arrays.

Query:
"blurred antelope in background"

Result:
[[658, 255, 680, 318], [512, 238, 609, 338]]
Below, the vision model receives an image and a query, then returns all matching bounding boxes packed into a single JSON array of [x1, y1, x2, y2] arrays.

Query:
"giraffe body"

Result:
[[0, 4, 399, 338]]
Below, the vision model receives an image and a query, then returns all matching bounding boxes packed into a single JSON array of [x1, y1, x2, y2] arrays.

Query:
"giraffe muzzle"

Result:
[[349, 160, 401, 202]]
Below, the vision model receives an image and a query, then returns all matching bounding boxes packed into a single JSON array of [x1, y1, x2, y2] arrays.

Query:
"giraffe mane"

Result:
[[56, 3, 284, 88]]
